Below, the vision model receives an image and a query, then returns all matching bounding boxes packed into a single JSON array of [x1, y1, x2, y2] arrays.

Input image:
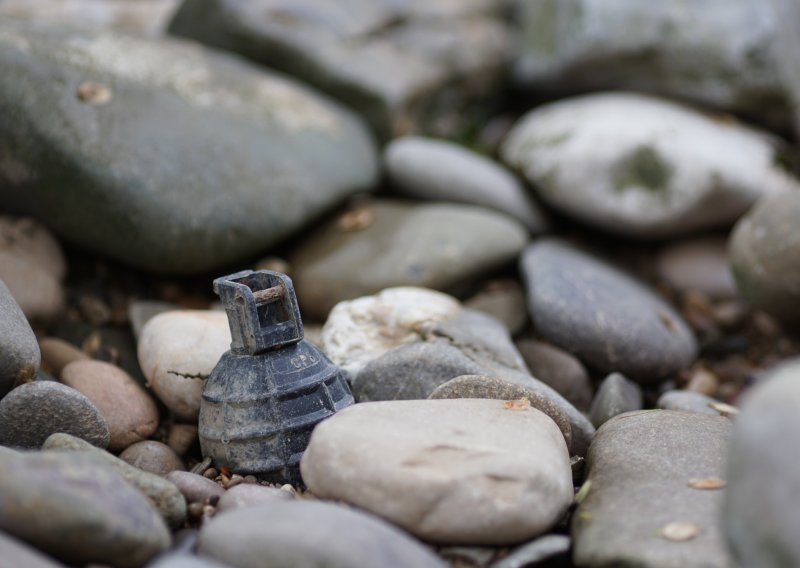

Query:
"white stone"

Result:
[[320, 287, 461, 379], [137, 310, 230, 420], [501, 92, 800, 238], [300, 398, 573, 545]]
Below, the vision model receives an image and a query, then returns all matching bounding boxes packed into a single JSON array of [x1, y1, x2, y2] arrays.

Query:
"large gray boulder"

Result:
[[0, 23, 378, 273]]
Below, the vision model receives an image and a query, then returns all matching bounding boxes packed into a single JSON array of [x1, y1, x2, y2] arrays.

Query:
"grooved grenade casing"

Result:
[[199, 270, 354, 483]]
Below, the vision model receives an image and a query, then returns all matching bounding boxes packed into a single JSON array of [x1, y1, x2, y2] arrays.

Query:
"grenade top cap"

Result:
[[213, 270, 304, 355]]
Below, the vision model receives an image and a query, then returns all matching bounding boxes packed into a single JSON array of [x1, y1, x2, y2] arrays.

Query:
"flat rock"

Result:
[[198, 501, 446, 568], [657, 390, 726, 417], [516, 339, 593, 411], [573, 410, 732, 568], [501, 93, 799, 238], [61, 360, 159, 451], [0, 23, 378, 273], [0, 531, 66, 568], [44, 432, 187, 528], [384, 136, 547, 232], [169, 0, 511, 139], [215, 484, 292, 514], [291, 199, 528, 320], [165, 471, 224, 504], [39, 337, 89, 378], [0, 216, 65, 320], [514, 1, 790, 128], [0, 450, 170, 567], [655, 236, 737, 299], [0, 279, 40, 397], [588, 373, 643, 428], [138, 310, 231, 420], [724, 360, 800, 567], [729, 191, 800, 324], [520, 239, 697, 383], [120, 440, 186, 476], [0, 381, 109, 448], [301, 399, 573, 544]]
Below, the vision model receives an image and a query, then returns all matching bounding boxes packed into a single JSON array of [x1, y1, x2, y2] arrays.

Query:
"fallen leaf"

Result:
[[661, 521, 699, 541], [688, 477, 726, 490]]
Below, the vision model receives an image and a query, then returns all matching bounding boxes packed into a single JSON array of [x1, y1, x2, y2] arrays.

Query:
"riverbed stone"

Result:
[[729, 191, 800, 324], [0, 450, 170, 567], [61, 359, 159, 451], [38, 337, 89, 378], [0, 531, 66, 568], [43, 432, 187, 528], [0, 381, 109, 448], [656, 236, 738, 299], [301, 399, 573, 544], [588, 373, 643, 428], [491, 534, 571, 568], [384, 136, 548, 232], [516, 339, 593, 411], [0, 279, 40, 398], [520, 239, 697, 383], [198, 501, 446, 568], [0, 216, 65, 320], [290, 199, 528, 320], [573, 410, 732, 568], [724, 360, 800, 567], [169, 0, 511, 139], [138, 310, 231, 420], [215, 484, 292, 514], [0, 23, 378, 273], [501, 92, 800, 239], [657, 390, 726, 417], [120, 440, 186, 476], [464, 280, 530, 336], [165, 471, 224, 505]]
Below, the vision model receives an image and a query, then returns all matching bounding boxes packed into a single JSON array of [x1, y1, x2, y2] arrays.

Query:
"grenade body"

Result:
[[199, 270, 353, 483]]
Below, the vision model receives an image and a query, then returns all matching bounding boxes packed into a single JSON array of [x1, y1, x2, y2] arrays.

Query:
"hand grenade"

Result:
[[199, 269, 354, 483]]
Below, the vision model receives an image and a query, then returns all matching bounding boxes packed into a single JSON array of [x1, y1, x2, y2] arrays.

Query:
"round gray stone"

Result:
[[198, 501, 446, 568], [215, 484, 292, 514], [588, 372, 643, 428], [516, 339, 592, 411], [164, 471, 224, 505], [0, 381, 109, 448], [657, 390, 727, 417], [119, 440, 186, 476], [0, 279, 40, 398], [520, 239, 697, 383], [655, 236, 737, 299]]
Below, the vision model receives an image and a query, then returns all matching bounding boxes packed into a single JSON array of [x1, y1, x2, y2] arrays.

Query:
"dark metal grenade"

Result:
[[199, 269, 354, 483]]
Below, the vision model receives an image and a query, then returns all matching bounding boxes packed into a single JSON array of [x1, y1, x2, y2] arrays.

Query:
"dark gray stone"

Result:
[[0, 531, 66, 568], [0, 23, 377, 274], [730, 191, 800, 325], [0, 381, 109, 449], [491, 534, 571, 568], [0, 279, 39, 398], [520, 239, 697, 383], [516, 339, 593, 411], [573, 410, 732, 568], [724, 360, 800, 567], [657, 390, 726, 417], [0, 450, 170, 567], [169, 0, 512, 139], [198, 501, 447, 568], [588, 373, 643, 428], [290, 200, 527, 320], [44, 433, 187, 528]]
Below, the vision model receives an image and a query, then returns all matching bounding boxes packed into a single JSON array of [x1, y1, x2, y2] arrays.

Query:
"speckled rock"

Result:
[[215, 484, 292, 514], [0, 23, 378, 273], [43, 432, 187, 528], [291, 200, 528, 320], [657, 390, 726, 417], [384, 136, 548, 232], [656, 236, 737, 299], [729, 191, 800, 324], [573, 410, 732, 568], [516, 339, 593, 411], [61, 360, 159, 451], [0, 217, 65, 320], [501, 93, 799, 238], [724, 360, 800, 567], [198, 501, 447, 568], [0, 381, 109, 448], [0, 279, 40, 398], [520, 239, 697, 383], [302, 399, 573, 544], [138, 310, 231, 420], [165, 471, 224, 504], [38, 337, 89, 378], [0, 531, 66, 568], [589, 373, 643, 428], [120, 440, 186, 476], [0, 450, 170, 567]]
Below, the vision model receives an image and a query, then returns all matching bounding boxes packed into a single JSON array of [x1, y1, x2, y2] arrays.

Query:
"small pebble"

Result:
[[215, 484, 293, 514], [38, 337, 89, 378], [119, 440, 186, 476], [165, 471, 225, 504]]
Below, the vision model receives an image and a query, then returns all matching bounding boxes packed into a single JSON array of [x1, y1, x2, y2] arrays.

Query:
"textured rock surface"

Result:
[[520, 239, 697, 382], [0, 279, 40, 398], [0, 23, 378, 273], [501, 93, 799, 238], [573, 410, 732, 568], [588, 373, 643, 428], [0, 450, 170, 567], [291, 200, 528, 320], [138, 310, 231, 420], [0, 381, 109, 448], [384, 136, 547, 232], [724, 360, 800, 567], [516, 339, 593, 411], [301, 399, 573, 544]]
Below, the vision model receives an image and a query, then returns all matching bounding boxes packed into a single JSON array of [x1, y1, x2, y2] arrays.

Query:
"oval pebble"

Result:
[[120, 440, 186, 476]]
